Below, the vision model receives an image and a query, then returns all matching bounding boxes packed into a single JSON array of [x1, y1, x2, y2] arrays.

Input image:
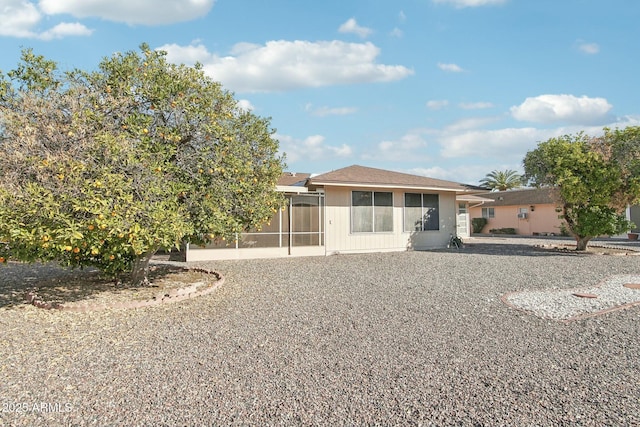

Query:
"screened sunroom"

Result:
[[184, 191, 325, 261]]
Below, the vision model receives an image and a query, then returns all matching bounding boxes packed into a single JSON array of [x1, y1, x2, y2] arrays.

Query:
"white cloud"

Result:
[[39, 22, 93, 40], [159, 41, 414, 93], [459, 101, 494, 110], [438, 62, 465, 73], [439, 127, 546, 159], [160, 42, 211, 63], [0, 0, 40, 37], [338, 18, 373, 38], [237, 99, 254, 111], [444, 116, 501, 132], [408, 165, 493, 184], [390, 28, 403, 38], [436, 115, 640, 161], [39, 0, 215, 25], [402, 115, 640, 184], [427, 100, 449, 110], [577, 40, 600, 54], [399, 10, 407, 21], [510, 94, 613, 125], [306, 104, 358, 117], [0, 0, 93, 39], [277, 134, 353, 163], [363, 129, 433, 162], [432, 0, 508, 8]]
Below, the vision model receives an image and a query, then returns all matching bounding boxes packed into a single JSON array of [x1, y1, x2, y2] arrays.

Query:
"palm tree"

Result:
[[479, 169, 523, 191]]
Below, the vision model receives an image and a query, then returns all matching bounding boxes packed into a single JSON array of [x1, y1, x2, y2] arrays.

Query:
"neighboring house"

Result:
[[469, 188, 565, 236], [629, 205, 640, 232], [185, 165, 481, 261]]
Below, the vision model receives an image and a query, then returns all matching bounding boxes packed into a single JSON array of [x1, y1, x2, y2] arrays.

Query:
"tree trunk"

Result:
[[129, 250, 155, 286], [575, 236, 591, 251], [563, 204, 592, 251]]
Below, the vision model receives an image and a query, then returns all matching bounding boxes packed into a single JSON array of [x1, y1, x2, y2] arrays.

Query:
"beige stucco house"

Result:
[[185, 165, 481, 261], [468, 188, 565, 236]]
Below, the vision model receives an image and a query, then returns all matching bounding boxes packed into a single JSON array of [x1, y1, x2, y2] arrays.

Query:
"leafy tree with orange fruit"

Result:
[[0, 44, 284, 285], [523, 128, 640, 251]]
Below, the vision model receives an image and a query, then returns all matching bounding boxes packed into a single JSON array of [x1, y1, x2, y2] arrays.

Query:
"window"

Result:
[[482, 207, 495, 219], [351, 191, 393, 233], [404, 193, 439, 231]]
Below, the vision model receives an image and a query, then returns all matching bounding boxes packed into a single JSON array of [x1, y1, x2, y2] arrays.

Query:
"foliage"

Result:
[[523, 128, 639, 250], [489, 228, 516, 235], [479, 169, 523, 191], [471, 217, 488, 234], [0, 45, 285, 284]]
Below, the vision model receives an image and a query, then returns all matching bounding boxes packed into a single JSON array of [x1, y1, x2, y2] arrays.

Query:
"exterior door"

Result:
[[457, 203, 469, 238]]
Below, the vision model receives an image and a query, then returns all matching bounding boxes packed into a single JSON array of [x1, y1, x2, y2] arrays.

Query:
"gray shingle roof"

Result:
[[308, 165, 474, 192], [277, 172, 311, 186], [477, 187, 559, 207]]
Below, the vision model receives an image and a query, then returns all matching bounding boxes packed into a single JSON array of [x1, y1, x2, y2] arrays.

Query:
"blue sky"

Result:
[[1, 0, 639, 185]]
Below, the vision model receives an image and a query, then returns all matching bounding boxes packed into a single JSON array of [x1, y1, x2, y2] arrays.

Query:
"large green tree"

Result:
[[0, 44, 285, 284], [523, 128, 640, 250], [479, 169, 523, 191]]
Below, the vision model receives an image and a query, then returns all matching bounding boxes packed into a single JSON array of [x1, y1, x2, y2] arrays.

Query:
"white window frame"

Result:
[[404, 193, 440, 232], [351, 191, 394, 233], [482, 207, 495, 219]]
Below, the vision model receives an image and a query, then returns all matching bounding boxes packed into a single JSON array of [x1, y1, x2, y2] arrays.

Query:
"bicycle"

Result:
[[448, 233, 463, 249]]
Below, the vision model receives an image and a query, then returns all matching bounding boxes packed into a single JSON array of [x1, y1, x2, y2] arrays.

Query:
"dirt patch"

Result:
[[1, 262, 222, 311]]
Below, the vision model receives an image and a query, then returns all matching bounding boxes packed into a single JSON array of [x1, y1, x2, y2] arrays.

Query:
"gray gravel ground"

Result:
[[1, 237, 640, 426]]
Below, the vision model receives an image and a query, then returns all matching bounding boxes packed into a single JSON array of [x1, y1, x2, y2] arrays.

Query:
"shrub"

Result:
[[471, 217, 488, 233], [489, 228, 517, 235]]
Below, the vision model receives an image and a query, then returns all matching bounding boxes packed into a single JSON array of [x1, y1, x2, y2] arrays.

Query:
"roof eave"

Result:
[[308, 181, 465, 192]]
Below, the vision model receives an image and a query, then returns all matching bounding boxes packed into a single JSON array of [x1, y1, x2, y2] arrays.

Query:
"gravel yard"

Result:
[[1, 237, 640, 426]]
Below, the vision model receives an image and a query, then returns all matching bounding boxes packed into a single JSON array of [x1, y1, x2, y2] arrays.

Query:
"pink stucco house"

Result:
[[468, 188, 565, 236]]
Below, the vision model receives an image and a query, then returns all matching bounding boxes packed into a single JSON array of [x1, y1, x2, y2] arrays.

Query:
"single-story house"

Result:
[[468, 188, 565, 236], [185, 165, 482, 261]]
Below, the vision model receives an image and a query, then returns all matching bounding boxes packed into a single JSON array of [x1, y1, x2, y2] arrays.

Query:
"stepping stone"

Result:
[[572, 292, 598, 298]]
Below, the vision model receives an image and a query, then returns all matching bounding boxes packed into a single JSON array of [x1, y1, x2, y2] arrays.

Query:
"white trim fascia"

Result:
[[276, 185, 309, 193]]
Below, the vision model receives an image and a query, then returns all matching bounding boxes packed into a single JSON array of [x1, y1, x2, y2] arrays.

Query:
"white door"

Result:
[[457, 203, 469, 238]]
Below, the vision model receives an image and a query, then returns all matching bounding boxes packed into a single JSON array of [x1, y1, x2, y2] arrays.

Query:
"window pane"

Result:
[[375, 205, 393, 232], [352, 191, 372, 206], [423, 194, 439, 231], [373, 192, 393, 232], [405, 193, 423, 232], [405, 193, 422, 207], [352, 191, 372, 232], [374, 192, 392, 206], [352, 205, 373, 232]]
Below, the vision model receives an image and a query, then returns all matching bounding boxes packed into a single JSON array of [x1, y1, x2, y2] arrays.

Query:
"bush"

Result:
[[471, 217, 488, 233], [489, 228, 517, 235]]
